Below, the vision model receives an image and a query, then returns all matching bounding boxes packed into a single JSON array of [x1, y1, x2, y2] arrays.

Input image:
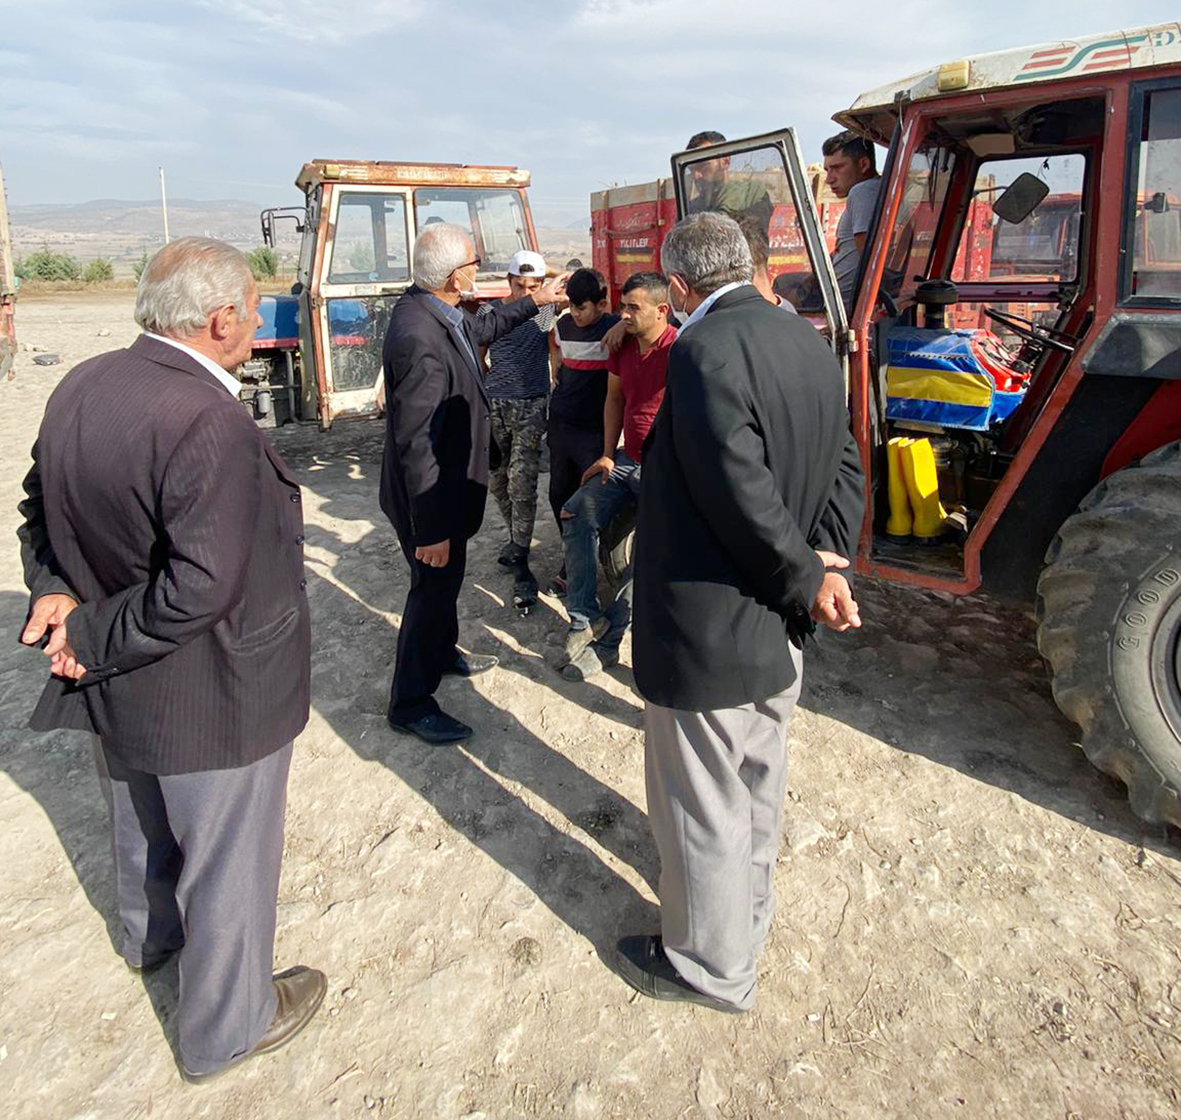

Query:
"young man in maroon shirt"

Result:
[[559, 271, 676, 680]]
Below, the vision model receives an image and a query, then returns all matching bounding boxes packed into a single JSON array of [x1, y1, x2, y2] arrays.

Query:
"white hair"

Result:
[[660, 211, 753, 295], [413, 222, 474, 291], [134, 237, 254, 338]]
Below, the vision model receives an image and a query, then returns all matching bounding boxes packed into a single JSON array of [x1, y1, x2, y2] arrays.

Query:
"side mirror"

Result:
[[993, 172, 1050, 224], [1145, 191, 1170, 214]]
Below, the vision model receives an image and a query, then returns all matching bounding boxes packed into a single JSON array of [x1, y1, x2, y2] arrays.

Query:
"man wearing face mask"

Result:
[[380, 224, 568, 744]]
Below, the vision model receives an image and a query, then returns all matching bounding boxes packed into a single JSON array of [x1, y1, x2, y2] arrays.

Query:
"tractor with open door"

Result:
[[655, 24, 1181, 827]]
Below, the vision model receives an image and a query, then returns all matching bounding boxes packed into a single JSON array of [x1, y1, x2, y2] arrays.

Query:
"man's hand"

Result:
[[532, 272, 571, 307], [602, 319, 628, 351], [415, 540, 451, 568], [21, 593, 88, 679], [810, 552, 861, 632], [581, 456, 615, 486]]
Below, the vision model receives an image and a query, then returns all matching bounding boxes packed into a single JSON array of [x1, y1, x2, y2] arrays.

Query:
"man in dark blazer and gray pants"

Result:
[[380, 223, 567, 744], [613, 212, 865, 1013], [17, 238, 324, 1081]]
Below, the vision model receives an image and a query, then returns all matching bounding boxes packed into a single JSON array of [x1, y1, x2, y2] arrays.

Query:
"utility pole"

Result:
[[0, 161, 15, 380], [159, 166, 171, 244]]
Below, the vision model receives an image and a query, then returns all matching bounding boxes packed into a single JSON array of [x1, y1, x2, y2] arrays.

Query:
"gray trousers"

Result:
[[643, 645, 802, 1011], [95, 740, 292, 1075]]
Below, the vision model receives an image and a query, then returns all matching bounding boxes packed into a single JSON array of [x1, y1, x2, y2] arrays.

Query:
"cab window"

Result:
[[677, 143, 822, 314], [1124, 85, 1181, 301], [883, 146, 957, 296], [327, 193, 409, 285]]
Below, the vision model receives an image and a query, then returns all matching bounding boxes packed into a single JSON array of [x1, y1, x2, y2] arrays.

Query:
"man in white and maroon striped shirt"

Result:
[[546, 268, 620, 588]]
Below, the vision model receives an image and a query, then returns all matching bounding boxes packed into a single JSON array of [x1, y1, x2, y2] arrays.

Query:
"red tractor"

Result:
[[600, 23, 1181, 827]]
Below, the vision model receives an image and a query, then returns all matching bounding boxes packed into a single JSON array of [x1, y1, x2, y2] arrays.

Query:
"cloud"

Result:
[[197, 0, 423, 43], [3, 0, 1180, 223]]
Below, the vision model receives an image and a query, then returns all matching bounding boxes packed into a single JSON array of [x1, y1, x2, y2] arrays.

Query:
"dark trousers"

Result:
[[389, 532, 469, 721], [547, 419, 604, 531], [95, 739, 292, 1075]]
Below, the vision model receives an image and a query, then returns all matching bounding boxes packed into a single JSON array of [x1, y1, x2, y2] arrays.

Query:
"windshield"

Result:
[[414, 188, 531, 275], [955, 154, 1085, 284]]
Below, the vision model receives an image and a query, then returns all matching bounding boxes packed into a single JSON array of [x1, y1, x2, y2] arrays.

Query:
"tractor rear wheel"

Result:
[[1037, 441, 1181, 826]]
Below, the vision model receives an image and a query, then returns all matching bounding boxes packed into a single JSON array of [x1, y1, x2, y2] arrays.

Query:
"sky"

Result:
[[4, 1, 1180, 227]]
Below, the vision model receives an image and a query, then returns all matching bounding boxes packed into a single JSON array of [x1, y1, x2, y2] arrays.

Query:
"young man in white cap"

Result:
[[477, 249, 558, 606]]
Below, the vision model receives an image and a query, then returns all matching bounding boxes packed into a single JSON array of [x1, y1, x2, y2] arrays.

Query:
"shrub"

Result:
[[131, 249, 150, 282], [15, 247, 81, 281], [247, 246, 278, 281], [83, 258, 115, 283]]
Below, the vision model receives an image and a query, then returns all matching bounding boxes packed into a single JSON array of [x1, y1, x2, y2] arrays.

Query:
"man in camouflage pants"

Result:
[[477, 250, 556, 607]]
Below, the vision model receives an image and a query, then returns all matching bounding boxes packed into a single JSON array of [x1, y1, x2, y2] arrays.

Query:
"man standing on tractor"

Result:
[[822, 129, 881, 312], [684, 131, 774, 230]]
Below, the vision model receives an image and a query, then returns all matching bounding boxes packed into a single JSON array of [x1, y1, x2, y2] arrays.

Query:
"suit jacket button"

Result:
[[299, 579, 308, 590], [290, 493, 300, 503], [295, 534, 305, 545]]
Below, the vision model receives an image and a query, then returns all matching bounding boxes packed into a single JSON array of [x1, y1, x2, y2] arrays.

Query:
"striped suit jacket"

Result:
[[17, 335, 311, 774]]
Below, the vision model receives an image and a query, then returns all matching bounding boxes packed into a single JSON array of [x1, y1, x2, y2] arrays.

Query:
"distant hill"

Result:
[[10, 198, 273, 249], [9, 199, 591, 276], [11, 198, 297, 276]]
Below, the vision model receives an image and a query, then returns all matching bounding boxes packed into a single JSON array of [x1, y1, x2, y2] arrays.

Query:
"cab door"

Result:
[[312, 186, 413, 426], [670, 129, 849, 378]]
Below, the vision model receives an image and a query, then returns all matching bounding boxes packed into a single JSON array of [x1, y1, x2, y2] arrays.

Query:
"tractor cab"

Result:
[[250, 159, 540, 428], [675, 24, 1181, 601]]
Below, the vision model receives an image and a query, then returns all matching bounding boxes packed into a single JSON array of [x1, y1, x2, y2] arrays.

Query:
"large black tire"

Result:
[[600, 506, 636, 589], [1036, 441, 1181, 826]]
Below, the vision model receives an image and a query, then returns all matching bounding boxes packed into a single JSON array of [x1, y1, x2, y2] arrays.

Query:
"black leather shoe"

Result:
[[181, 965, 326, 1083], [444, 652, 499, 677], [127, 950, 179, 974], [612, 935, 744, 1013], [388, 710, 473, 744]]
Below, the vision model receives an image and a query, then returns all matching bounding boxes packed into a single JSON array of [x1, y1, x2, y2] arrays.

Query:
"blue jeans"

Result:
[[561, 450, 641, 650]]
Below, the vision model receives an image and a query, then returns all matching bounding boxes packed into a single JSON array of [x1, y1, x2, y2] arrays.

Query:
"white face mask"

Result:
[[455, 263, 478, 299], [668, 276, 687, 315]]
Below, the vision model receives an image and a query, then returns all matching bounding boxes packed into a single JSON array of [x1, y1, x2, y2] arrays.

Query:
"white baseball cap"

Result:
[[508, 250, 548, 277]]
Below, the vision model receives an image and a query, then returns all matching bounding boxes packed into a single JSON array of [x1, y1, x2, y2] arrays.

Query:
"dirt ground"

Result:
[[2, 290, 1181, 1120]]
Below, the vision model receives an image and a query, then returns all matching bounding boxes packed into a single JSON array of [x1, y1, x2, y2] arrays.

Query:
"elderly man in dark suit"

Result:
[[380, 223, 566, 744], [17, 238, 324, 1081], [613, 212, 865, 1013]]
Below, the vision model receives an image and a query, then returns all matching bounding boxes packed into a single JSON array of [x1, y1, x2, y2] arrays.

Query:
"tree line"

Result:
[[14, 246, 280, 284]]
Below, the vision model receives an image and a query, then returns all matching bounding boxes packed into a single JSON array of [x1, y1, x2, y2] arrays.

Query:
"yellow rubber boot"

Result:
[[900, 437, 946, 541], [885, 437, 913, 540]]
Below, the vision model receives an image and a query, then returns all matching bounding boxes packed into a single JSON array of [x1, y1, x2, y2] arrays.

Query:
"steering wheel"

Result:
[[984, 307, 1078, 355]]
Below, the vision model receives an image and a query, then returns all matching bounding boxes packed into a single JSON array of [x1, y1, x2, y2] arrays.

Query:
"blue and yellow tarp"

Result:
[[884, 327, 1025, 432]]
